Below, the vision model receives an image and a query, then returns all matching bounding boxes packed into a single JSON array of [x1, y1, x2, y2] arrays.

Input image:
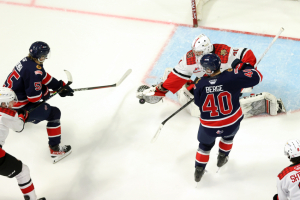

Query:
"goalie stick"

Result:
[[151, 98, 194, 143], [73, 69, 132, 92], [151, 27, 284, 143], [28, 70, 73, 114]]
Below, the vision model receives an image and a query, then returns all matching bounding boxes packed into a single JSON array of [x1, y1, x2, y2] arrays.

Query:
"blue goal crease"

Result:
[[144, 26, 300, 112]]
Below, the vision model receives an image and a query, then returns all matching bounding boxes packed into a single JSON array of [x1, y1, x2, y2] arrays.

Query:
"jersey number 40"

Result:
[[202, 92, 233, 117]]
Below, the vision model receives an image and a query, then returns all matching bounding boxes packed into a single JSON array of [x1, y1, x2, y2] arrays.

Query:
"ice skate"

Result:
[[217, 152, 228, 168], [24, 195, 46, 200], [194, 166, 205, 182], [49, 144, 72, 164]]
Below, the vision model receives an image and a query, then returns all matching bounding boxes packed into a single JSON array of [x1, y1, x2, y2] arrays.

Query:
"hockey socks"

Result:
[[218, 138, 233, 156], [15, 164, 37, 200]]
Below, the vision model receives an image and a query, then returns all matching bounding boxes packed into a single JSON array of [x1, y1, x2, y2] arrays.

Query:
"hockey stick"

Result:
[[151, 98, 195, 143], [254, 27, 284, 68], [28, 70, 73, 114], [73, 69, 132, 92]]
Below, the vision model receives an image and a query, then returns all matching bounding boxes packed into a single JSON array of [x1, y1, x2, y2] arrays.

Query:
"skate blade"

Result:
[[53, 150, 72, 164], [216, 167, 221, 173]]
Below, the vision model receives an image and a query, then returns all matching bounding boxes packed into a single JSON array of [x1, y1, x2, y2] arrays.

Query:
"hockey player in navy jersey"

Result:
[[273, 139, 300, 200], [193, 53, 263, 182], [3, 41, 74, 164], [0, 87, 45, 200]]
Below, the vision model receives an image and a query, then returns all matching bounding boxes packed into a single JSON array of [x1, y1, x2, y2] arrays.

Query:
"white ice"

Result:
[[0, 0, 299, 199]]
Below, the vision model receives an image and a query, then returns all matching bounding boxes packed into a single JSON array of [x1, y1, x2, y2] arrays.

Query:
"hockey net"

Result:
[[191, 0, 210, 27]]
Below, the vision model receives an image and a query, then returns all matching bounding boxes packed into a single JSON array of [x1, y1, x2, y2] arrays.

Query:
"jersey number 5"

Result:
[[202, 92, 233, 117], [7, 69, 20, 88]]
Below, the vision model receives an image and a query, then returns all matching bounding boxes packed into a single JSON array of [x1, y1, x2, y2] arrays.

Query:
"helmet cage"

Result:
[[191, 34, 213, 56]]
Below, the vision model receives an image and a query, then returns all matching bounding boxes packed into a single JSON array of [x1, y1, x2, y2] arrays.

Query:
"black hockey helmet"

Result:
[[200, 53, 221, 75], [29, 41, 50, 60]]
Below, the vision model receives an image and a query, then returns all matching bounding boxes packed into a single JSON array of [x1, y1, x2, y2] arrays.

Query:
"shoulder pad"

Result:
[[186, 50, 196, 65]]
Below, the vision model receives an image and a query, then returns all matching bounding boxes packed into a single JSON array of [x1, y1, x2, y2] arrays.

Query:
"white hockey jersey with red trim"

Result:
[[0, 107, 24, 147], [162, 44, 256, 94], [276, 163, 300, 200]]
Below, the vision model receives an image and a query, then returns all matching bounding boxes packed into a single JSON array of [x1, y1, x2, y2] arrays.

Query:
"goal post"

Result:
[[191, 0, 211, 27]]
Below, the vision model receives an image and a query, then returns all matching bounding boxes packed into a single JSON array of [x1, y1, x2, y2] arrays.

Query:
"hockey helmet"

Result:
[[0, 87, 18, 107], [191, 34, 213, 57], [200, 53, 221, 76], [284, 139, 300, 159], [29, 41, 50, 62]]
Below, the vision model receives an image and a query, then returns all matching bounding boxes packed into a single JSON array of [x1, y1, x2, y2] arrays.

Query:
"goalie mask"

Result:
[[284, 139, 300, 160], [191, 34, 213, 57], [137, 85, 162, 104]]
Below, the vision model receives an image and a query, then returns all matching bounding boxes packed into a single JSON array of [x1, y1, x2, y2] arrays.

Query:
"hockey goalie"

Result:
[[137, 34, 285, 118]]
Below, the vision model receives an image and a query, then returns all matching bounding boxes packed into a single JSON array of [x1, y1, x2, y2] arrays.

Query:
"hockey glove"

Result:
[[42, 85, 50, 100], [58, 81, 74, 97], [142, 82, 168, 97], [17, 109, 29, 123], [231, 59, 255, 70]]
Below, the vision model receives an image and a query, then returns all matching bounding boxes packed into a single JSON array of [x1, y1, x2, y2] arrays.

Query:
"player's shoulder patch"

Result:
[[186, 50, 196, 65], [36, 65, 42, 69], [278, 164, 299, 180], [227, 68, 233, 72], [195, 78, 201, 84], [0, 107, 17, 117]]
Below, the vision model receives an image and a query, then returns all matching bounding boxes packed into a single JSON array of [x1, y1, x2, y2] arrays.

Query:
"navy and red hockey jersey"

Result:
[[194, 65, 262, 128], [3, 57, 62, 109]]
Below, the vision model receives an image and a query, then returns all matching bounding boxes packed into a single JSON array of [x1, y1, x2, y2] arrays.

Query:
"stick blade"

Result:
[[151, 124, 164, 143], [64, 70, 73, 85], [116, 69, 132, 87]]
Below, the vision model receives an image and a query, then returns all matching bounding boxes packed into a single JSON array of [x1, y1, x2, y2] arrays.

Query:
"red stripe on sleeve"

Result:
[[0, 148, 6, 158], [42, 73, 52, 85], [0, 107, 17, 117], [21, 183, 35, 194], [162, 72, 188, 94]]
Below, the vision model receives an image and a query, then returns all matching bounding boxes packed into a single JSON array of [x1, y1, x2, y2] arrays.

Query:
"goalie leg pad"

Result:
[[177, 83, 200, 117], [240, 92, 280, 118], [0, 153, 22, 178]]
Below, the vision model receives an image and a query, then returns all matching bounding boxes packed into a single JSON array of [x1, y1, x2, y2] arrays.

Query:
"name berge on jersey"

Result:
[[206, 85, 223, 93]]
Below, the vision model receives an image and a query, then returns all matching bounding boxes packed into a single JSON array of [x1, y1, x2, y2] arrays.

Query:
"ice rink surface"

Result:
[[0, 0, 299, 199]]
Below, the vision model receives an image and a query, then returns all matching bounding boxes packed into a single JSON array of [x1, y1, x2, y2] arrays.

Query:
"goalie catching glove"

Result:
[[136, 84, 167, 104]]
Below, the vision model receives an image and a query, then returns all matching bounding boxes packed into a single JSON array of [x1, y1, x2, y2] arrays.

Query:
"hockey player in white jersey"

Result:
[[274, 139, 300, 200], [137, 34, 285, 118], [0, 87, 45, 200]]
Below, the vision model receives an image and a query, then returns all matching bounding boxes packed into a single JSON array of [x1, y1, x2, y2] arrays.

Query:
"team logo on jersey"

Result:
[[209, 79, 217, 85], [187, 50, 194, 58], [34, 70, 43, 75], [216, 130, 224, 134], [36, 65, 42, 69], [220, 49, 228, 56]]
